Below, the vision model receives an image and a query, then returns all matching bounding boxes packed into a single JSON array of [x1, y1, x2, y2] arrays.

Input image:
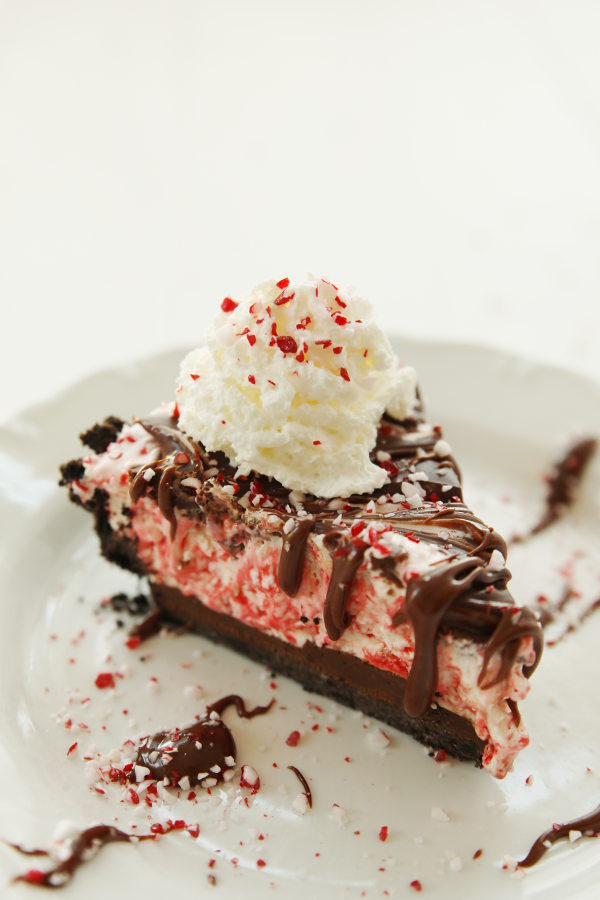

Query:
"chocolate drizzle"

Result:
[[120, 409, 544, 718], [205, 694, 275, 719], [7, 824, 166, 889], [514, 437, 597, 542], [134, 695, 274, 788], [130, 415, 205, 539], [323, 537, 367, 641], [517, 801, 600, 868], [278, 520, 315, 596], [393, 558, 484, 717], [287, 766, 312, 808], [478, 607, 542, 689]]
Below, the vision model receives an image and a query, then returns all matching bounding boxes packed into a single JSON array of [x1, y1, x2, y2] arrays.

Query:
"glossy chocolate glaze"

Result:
[[124, 410, 543, 719], [135, 718, 236, 787], [134, 695, 274, 788], [278, 520, 315, 596], [518, 801, 600, 868], [514, 437, 597, 542], [478, 606, 542, 690], [287, 766, 312, 808], [322, 537, 367, 641], [393, 557, 486, 717]]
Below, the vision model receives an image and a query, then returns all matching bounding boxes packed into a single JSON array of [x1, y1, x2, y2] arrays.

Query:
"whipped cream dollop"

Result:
[[177, 276, 417, 498]]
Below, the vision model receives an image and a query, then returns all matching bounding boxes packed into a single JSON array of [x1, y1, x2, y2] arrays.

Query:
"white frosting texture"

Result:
[[177, 276, 417, 498]]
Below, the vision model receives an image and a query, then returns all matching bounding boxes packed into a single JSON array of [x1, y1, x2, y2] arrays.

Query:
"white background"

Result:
[[2, 0, 600, 423]]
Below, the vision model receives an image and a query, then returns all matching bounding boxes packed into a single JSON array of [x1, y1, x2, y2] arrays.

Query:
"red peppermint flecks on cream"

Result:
[[95, 672, 115, 689], [286, 730, 301, 747], [274, 291, 295, 306], [276, 335, 298, 354], [221, 297, 238, 313], [379, 825, 388, 842], [66, 741, 78, 756], [248, 375, 256, 385], [340, 367, 350, 382], [276, 277, 290, 289], [410, 880, 422, 892], [246, 334, 257, 346]]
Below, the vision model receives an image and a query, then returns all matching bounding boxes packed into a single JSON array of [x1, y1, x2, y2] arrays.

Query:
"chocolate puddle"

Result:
[[134, 695, 274, 788], [518, 801, 600, 868], [514, 437, 597, 543]]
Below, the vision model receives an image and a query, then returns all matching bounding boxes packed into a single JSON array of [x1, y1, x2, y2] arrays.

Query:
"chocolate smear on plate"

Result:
[[514, 437, 597, 543], [518, 801, 600, 868]]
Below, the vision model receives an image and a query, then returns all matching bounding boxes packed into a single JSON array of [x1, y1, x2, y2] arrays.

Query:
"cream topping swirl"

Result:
[[177, 276, 416, 498]]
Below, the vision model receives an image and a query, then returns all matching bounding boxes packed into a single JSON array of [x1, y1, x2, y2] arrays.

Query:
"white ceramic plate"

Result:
[[1, 339, 599, 899]]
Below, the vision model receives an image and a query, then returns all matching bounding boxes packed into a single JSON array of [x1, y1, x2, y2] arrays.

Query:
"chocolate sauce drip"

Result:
[[135, 695, 274, 788], [278, 520, 315, 596], [130, 418, 205, 539], [8, 824, 163, 889], [394, 557, 485, 717], [371, 552, 408, 587], [514, 437, 597, 542], [478, 607, 542, 689], [469, 528, 507, 560], [518, 801, 600, 868], [287, 766, 312, 808], [156, 465, 177, 537], [323, 538, 367, 640]]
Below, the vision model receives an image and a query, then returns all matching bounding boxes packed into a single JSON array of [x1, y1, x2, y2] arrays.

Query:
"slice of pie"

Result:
[[60, 277, 543, 778]]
